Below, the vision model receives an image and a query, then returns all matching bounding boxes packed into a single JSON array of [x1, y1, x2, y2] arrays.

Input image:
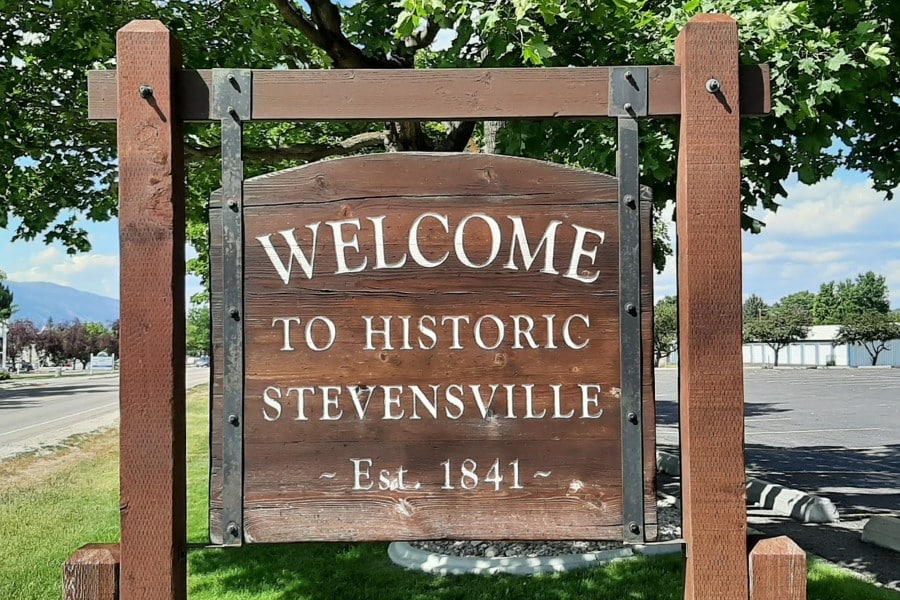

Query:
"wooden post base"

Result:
[[63, 544, 120, 600], [749, 536, 807, 600]]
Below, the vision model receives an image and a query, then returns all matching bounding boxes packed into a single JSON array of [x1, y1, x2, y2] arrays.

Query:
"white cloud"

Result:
[[655, 173, 900, 308], [758, 178, 898, 239], [7, 247, 119, 298]]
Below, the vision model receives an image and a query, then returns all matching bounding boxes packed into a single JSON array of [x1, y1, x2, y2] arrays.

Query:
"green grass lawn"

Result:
[[1, 385, 898, 599]]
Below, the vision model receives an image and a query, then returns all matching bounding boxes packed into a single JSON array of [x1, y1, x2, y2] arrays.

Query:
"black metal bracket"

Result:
[[213, 68, 251, 547], [613, 67, 646, 544], [609, 67, 648, 118]]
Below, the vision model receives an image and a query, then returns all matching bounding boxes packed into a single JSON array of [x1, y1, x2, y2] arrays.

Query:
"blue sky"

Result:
[[1, 167, 898, 308]]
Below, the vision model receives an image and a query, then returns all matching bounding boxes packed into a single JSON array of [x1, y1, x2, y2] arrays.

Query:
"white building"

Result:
[[742, 325, 900, 367]]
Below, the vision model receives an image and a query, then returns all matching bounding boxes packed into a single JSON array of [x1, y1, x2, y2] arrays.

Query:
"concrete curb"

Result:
[[387, 540, 684, 576], [861, 516, 900, 553], [388, 543, 633, 576], [656, 450, 840, 523]]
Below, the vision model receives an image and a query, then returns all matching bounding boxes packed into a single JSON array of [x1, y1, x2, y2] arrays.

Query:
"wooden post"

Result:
[[116, 20, 187, 600], [675, 14, 748, 600], [750, 537, 807, 600], [63, 544, 120, 600]]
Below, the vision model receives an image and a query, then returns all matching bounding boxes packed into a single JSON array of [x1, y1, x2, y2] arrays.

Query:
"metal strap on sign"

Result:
[[612, 67, 646, 544], [213, 68, 251, 547]]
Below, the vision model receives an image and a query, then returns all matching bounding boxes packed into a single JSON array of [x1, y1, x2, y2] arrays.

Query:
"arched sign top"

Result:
[[212, 152, 622, 208]]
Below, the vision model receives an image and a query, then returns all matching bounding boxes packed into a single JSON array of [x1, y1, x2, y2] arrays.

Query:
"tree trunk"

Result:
[[483, 121, 505, 154]]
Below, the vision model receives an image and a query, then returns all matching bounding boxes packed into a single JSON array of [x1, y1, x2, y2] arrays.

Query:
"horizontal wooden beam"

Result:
[[88, 65, 769, 122]]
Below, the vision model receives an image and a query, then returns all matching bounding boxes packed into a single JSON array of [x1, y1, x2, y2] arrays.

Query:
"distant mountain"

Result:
[[4, 281, 119, 326]]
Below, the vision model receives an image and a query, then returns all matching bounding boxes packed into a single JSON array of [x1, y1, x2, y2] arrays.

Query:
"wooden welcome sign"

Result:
[[72, 13, 809, 600], [208, 153, 656, 542]]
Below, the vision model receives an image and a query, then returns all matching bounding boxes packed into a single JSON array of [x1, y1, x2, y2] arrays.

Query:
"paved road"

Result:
[[0, 368, 209, 460]]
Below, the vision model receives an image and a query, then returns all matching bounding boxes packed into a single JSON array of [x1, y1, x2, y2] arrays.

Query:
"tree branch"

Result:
[[272, 0, 325, 47], [405, 20, 441, 52], [436, 121, 477, 152], [184, 130, 386, 162], [273, 0, 391, 68]]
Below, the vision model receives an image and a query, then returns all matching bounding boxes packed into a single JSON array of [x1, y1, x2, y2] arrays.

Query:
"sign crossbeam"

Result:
[[87, 65, 771, 122]]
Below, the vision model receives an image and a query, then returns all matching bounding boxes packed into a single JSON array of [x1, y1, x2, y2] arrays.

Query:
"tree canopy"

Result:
[[836, 312, 900, 366], [2, 1, 896, 287], [0, 270, 13, 322], [743, 303, 811, 366], [812, 271, 891, 324], [186, 304, 211, 357], [653, 295, 678, 365]]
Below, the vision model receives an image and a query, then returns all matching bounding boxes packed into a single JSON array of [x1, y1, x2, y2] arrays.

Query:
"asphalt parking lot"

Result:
[[655, 367, 900, 514]]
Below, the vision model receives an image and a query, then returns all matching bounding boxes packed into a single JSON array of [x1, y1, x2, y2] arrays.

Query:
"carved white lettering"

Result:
[[409, 212, 450, 268], [367, 215, 407, 269], [363, 316, 393, 351], [563, 314, 591, 349], [262, 386, 283, 421], [580, 384, 604, 418], [305, 316, 336, 352], [504, 216, 561, 274], [351, 458, 374, 490], [473, 315, 505, 350], [326, 218, 367, 274], [551, 384, 575, 418], [455, 213, 501, 269], [383, 385, 405, 419], [256, 225, 320, 283], [272, 317, 301, 351], [564, 225, 606, 283]]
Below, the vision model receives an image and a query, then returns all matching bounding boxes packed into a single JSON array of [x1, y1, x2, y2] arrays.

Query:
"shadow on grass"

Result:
[[188, 543, 685, 600]]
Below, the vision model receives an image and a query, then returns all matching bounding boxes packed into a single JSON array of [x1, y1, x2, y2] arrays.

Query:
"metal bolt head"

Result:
[[705, 78, 721, 94], [624, 70, 634, 81], [226, 522, 239, 538], [229, 307, 240, 320], [227, 199, 238, 211], [623, 194, 636, 209], [228, 413, 239, 426], [227, 73, 237, 85], [625, 302, 637, 316], [623, 102, 633, 113], [138, 85, 153, 99], [227, 105, 238, 118], [628, 521, 641, 535], [627, 411, 638, 424]]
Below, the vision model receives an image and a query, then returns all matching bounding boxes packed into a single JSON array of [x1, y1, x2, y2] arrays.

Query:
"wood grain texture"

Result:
[[675, 14, 748, 600], [116, 20, 186, 600], [88, 66, 770, 121], [63, 544, 120, 600], [209, 153, 656, 542], [749, 537, 807, 600]]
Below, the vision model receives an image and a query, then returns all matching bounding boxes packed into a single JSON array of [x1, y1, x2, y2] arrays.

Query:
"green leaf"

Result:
[[815, 78, 840, 94], [798, 58, 816, 74], [522, 35, 554, 65], [797, 164, 817, 185], [826, 49, 851, 71], [865, 43, 891, 67]]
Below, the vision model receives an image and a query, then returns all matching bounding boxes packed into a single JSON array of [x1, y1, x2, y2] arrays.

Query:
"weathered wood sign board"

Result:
[[209, 152, 656, 542]]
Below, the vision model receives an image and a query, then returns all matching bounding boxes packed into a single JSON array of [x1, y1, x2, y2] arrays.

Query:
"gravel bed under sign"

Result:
[[409, 498, 681, 558]]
